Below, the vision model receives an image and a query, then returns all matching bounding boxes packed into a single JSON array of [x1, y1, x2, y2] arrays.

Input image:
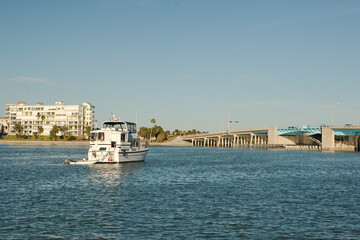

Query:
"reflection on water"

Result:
[[88, 162, 143, 186]]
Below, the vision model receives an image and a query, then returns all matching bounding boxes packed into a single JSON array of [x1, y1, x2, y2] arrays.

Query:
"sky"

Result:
[[1, 0, 360, 132]]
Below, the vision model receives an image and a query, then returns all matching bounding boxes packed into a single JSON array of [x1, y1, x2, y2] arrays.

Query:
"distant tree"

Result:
[[0, 125, 4, 134], [50, 125, 59, 140], [165, 130, 170, 137], [36, 113, 42, 131], [173, 129, 181, 136], [37, 126, 44, 139], [153, 125, 161, 137], [139, 127, 151, 140], [59, 125, 69, 138], [41, 115, 45, 127], [150, 118, 156, 142], [84, 125, 91, 139], [14, 123, 23, 139], [139, 122, 208, 142], [152, 125, 168, 142], [156, 133, 166, 142]]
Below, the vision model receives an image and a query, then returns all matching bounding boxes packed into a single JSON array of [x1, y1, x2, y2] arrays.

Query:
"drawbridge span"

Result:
[[180, 125, 360, 152]]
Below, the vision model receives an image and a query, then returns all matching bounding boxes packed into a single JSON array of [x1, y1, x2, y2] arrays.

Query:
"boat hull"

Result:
[[117, 149, 148, 163], [64, 148, 149, 165]]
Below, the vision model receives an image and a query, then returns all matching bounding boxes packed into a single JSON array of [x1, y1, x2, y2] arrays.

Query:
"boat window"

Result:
[[90, 133, 97, 141], [133, 140, 139, 148], [127, 124, 137, 133], [121, 134, 125, 142], [103, 122, 126, 130], [98, 132, 105, 142], [111, 141, 116, 147]]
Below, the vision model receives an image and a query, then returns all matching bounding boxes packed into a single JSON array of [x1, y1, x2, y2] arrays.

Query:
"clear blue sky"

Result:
[[1, 0, 360, 132]]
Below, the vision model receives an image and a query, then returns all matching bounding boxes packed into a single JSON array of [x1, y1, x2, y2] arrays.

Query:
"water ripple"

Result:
[[0, 145, 359, 239]]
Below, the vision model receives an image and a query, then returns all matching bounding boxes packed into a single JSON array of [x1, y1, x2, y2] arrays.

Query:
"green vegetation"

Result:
[[50, 125, 59, 140], [139, 119, 208, 143], [67, 136, 76, 141], [14, 123, 24, 139], [150, 118, 156, 141], [2, 119, 208, 143], [59, 125, 69, 138], [1, 134, 80, 141], [84, 125, 91, 139], [1, 123, 78, 141], [139, 124, 167, 143], [38, 126, 44, 139]]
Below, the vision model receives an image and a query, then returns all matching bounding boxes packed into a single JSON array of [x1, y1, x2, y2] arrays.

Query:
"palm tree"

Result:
[[84, 125, 91, 139], [37, 126, 44, 139], [40, 115, 46, 132], [14, 123, 23, 139], [50, 125, 59, 140], [41, 115, 45, 124], [59, 125, 68, 138], [150, 118, 156, 142], [36, 112, 41, 127]]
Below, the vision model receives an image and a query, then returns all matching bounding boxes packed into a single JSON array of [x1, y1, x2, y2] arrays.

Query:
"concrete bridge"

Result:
[[181, 125, 360, 152]]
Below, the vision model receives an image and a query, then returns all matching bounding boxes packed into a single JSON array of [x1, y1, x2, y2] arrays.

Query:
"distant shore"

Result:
[[0, 137, 192, 147], [0, 140, 89, 145]]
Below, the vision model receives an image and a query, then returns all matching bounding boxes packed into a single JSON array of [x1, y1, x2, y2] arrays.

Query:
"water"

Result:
[[0, 145, 359, 239]]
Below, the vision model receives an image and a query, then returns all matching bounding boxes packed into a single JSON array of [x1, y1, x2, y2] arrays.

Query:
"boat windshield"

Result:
[[103, 122, 126, 130], [90, 132, 105, 141]]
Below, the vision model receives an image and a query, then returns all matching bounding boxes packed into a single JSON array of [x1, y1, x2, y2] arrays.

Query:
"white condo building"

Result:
[[0, 117, 9, 134], [5, 101, 95, 136]]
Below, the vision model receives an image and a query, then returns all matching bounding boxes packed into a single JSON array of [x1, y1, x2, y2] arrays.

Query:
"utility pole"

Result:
[[226, 112, 240, 132], [228, 112, 230, 132]]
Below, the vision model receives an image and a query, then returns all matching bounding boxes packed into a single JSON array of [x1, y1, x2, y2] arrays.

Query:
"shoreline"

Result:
[[0, 140, 356, 152], [0, 140, 89, 146], [0, 139, 192, 147]]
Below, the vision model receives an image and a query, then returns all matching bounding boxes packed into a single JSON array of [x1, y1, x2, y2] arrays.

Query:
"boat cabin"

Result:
[[89, 121, 141, 150]]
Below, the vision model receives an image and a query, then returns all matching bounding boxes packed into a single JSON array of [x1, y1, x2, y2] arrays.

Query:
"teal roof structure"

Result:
[[277, 126, 321, 136], [333, 129, 360, 136]]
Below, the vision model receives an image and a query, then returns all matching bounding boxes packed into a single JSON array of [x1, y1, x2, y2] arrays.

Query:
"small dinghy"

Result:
[[63, 157, 98, 165]]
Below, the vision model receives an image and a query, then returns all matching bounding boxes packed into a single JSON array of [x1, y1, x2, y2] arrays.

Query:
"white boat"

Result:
[[63, 119, 149, 165]]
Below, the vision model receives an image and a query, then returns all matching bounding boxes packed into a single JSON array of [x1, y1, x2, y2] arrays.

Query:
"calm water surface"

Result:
[[0, 145, 359, 239]]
